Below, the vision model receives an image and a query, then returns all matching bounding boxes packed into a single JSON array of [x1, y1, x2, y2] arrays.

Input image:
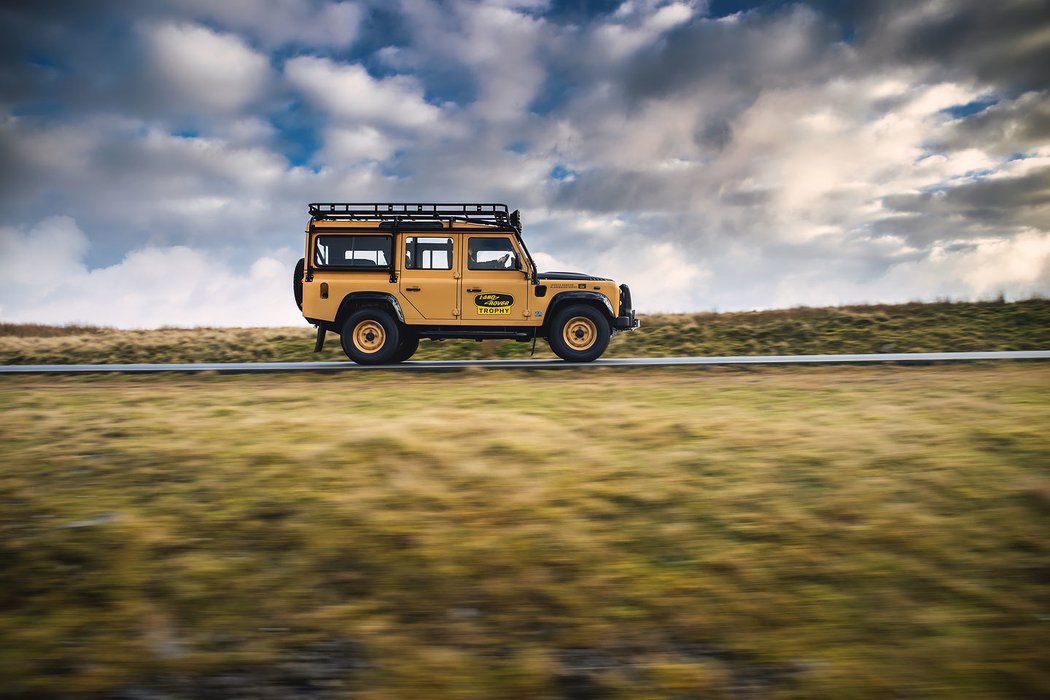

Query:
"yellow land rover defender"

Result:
[[293, 203, 639, 364]]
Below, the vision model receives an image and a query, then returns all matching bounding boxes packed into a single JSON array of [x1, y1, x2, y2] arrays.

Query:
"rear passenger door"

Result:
[[399, 234, 460, 321]]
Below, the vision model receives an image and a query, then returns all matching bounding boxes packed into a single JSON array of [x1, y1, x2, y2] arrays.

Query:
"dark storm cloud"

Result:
[[0, 3, 234, 123], [555, 168, 679, 212], [623, 4, 843, 103], [938, 91, 1050, 156], [834, 0, 1050, 92], [0, 2, 140, 110], [877, 166, 1050, 242]]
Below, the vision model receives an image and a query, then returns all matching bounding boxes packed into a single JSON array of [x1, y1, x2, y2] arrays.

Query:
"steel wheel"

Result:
[[562, 315, 598, 351], [340, 309, 400, 364], [352, 320, 386, 354], [548, 303, 611, 363]]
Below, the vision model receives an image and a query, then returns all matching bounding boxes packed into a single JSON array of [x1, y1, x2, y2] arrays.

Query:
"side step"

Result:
[[417, 329, 534, 341]]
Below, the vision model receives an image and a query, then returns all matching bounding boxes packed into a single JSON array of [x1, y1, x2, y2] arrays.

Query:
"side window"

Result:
[[468, 237, 518, 271], [405, 237, 453, 270], [314, 236, 391, 268]]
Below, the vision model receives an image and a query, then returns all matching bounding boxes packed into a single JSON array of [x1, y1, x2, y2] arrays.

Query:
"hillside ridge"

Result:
[[1, 299, 1048, 365]]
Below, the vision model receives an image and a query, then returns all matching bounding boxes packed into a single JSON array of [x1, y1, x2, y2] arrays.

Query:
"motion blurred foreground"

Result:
[[1, 365, 1048, 698]]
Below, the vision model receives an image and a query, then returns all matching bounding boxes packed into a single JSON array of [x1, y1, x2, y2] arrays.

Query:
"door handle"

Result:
[[405, 287, 421, 292], [466, 287, 482, 292]]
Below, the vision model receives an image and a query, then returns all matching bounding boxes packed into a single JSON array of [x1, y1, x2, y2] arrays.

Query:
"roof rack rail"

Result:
[[309, 202, 518, 229]]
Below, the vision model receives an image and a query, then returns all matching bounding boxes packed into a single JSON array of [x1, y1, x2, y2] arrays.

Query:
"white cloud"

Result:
[[453, 3, 548, 122], [0, 217, 303, 328], [919, 231, 1050, 298], [171, 0, 364, 49], [325, 125, 397, 162], [0, 217, 89, 294], [597, 1, 697, 60], [285, 56, 442, 129], [759, 231, 1050, 309], [145, 22, 272, 113]]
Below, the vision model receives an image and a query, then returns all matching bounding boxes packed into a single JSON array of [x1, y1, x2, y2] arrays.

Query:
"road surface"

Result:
[[1, 350, 1048, 374]]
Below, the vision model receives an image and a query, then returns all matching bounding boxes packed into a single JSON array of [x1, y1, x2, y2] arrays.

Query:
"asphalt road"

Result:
[[1, 350, 1048, 374]]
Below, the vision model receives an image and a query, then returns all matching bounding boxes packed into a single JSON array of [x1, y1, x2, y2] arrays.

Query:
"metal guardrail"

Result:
[[1, 351, 1048, 374]]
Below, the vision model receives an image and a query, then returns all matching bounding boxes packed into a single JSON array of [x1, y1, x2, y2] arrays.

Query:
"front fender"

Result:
[[547, 291, 616, 319]]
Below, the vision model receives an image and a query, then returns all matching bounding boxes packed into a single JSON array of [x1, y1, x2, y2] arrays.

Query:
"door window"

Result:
[[467, 237, 518, 270], [405, 237, 454, 270]]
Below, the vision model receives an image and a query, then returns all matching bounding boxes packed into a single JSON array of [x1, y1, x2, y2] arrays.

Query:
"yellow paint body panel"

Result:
[[300, 219, 622, 331]]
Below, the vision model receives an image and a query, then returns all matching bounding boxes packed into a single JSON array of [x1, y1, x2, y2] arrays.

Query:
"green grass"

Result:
[[1, 365, 1048, 697], [1, 298, 1048, 365]]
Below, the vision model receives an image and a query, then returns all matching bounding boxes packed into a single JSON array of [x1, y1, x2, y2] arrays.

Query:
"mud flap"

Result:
[[314, 326, 327, 353]]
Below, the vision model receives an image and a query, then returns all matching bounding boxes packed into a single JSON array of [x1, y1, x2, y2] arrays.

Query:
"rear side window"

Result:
[[405, 237, 453, 270], [314, 235, 391, 268]]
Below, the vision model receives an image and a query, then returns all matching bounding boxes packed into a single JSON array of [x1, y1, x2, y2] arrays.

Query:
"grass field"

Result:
[[1, 298, 1048, 365], [1, 364, 1048, 698]]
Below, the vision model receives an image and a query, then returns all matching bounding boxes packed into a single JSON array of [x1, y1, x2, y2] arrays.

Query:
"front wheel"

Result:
[[341, 309, 401, 364], [548, 304, 611, 362]]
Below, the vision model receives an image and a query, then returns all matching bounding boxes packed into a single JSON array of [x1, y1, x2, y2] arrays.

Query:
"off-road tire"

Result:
[[391, 331, 420, 363], [341, 309, 401, 364], [548, 304, 611, 362], [293, 258, 305, 310]]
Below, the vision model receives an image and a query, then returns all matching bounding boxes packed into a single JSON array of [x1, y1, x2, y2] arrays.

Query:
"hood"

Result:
[[538, 271, 613, 282]]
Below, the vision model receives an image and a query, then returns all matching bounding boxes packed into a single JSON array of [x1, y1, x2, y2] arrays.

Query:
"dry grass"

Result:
[[1, 299, 1047, 365], [1, 365, 1048, 698], [0, 322, 109, 338]]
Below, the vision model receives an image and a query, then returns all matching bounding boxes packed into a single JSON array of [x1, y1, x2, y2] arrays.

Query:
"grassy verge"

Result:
[[1, 365, 1048, 697], [1, 298, 1048, 365]]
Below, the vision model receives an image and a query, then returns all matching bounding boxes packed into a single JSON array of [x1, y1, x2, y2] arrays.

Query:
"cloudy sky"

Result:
[[1, 0, 1048, 327]]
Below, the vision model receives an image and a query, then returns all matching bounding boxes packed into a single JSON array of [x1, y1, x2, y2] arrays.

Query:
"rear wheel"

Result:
[[391, 331, 420, 363], [341, 309, 400, 364], [548, 304, 611, 362]]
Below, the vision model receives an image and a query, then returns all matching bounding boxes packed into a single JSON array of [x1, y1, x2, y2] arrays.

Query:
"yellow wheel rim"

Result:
[[352, 320, 386, 354], [562, 316, 597, 351]]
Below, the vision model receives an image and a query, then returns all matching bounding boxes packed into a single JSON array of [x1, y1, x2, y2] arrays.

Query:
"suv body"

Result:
[[294, 203, 639, 363]]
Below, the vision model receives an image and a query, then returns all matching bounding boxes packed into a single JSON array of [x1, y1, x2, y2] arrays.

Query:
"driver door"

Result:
[[460, 235, 530, 323]]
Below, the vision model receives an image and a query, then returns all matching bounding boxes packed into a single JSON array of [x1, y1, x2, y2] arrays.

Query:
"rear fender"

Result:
[[334, 292, 406, 330]]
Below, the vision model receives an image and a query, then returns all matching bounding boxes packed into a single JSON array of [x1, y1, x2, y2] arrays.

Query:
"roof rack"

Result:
[[309, 202, 519, 230]]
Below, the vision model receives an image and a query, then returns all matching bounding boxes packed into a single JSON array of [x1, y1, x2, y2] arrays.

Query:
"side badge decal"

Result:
[[474, 293, 514, 315]]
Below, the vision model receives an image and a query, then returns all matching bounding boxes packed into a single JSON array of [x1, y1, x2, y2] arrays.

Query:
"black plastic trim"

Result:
[[539, 272, 613, 282], [415, 326, 535, 341], [305, 220, 316, 282], [336, 292, 406, 325], [547, 291, 616, 320]]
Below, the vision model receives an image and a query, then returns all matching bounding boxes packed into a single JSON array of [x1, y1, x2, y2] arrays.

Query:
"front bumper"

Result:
[[614, 283, 640, 331]]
